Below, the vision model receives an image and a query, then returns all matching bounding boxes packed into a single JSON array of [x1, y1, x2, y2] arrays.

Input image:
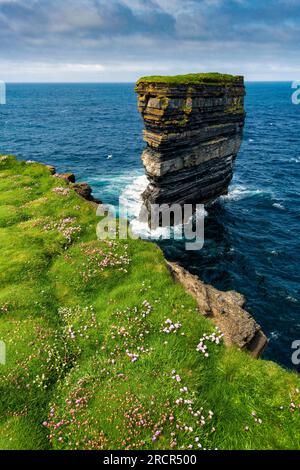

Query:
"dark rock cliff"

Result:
[[135, 73, 246, 214]]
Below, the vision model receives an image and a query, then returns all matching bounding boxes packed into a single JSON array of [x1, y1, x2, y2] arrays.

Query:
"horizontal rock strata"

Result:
[[135, 73, 246, 216], [167, 261, 268, 358]]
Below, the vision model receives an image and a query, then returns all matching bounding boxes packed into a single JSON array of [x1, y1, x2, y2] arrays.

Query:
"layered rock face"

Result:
[[136, 73, 246, 214], [167, 261, 268, 358]]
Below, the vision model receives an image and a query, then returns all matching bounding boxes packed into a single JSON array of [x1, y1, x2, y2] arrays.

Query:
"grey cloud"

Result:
[[0, 0, 299, 81], [0, 0, 175, 50]]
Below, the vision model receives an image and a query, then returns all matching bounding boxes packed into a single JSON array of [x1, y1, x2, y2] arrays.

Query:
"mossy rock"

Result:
[[136, 73, 243, 87]]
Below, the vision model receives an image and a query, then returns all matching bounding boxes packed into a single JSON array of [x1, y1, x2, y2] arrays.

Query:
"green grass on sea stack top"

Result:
[[136, 72, 243, 86], [0, 155, 299, 450]]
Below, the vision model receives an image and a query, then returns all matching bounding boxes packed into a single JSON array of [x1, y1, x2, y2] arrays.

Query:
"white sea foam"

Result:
[[130, 218, 173, 240], [273, 202, 286, 211], [120, 175, 207, 241], [119, 174, 148, 218], [286, 295, 298, 304], [119, 174, 162, 240], [270, 331, 280, 340], [222, 185, 266, 202], [89, 170, 144, 200]]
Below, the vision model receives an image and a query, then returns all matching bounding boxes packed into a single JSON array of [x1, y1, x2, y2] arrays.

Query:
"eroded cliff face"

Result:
[[135, 73, 246, 214], [167, 261, 268, 358]]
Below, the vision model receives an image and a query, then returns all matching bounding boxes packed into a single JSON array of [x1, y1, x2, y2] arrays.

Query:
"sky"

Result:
[[0, 0, 299, 82]]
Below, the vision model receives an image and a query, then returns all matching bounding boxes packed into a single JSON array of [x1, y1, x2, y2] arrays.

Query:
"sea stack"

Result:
[[135, 73, 246, 217]]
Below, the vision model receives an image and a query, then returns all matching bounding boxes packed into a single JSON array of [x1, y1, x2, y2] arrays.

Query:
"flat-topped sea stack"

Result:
[[135, 73, 246, 216]]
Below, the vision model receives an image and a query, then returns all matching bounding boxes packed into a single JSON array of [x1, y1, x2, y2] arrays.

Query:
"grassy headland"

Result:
[[0, 155, 299, 450], [136, 73, 242, 86]]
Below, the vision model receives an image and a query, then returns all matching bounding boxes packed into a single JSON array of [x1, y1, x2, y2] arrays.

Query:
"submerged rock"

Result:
[[167, 261, 268, 358], [135, 73, 246, 216]]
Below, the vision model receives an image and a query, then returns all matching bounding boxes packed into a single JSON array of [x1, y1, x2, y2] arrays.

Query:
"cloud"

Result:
[[0, 0, 299, 81], [0, 0, 175, 49]]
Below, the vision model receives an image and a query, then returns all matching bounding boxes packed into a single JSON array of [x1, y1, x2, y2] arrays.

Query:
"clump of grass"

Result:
[[0, 155, 299, 450]]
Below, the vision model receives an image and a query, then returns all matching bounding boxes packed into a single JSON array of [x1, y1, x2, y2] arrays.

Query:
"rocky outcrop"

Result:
[[167, 261, 268, 358], [42, 163, 101, 204], [55, 172, 76, 183], [136, 73, 246, 217], [45, 164, 56, 175], [72, 182, 99, 203]]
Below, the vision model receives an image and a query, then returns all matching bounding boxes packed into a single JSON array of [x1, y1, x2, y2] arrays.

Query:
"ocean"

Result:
[[1, 82, 299, 369]]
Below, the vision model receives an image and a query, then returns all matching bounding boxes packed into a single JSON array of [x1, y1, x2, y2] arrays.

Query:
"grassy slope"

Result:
[[0, 155, 299, 450]]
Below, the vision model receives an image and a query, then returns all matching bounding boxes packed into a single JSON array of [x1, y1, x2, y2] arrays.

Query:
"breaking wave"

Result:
[[222, 185, 270, 202], [120, 176, 207, 241]]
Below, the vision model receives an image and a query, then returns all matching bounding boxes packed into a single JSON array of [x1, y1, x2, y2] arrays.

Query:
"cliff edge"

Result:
[[167, 261, 268, 358]]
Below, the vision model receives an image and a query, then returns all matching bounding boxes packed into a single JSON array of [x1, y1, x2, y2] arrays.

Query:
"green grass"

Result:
[[0, 155, 299, 450], [136, 73, 242, 86]]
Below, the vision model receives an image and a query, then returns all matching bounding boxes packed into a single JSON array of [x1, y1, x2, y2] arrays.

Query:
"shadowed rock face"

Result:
[[135, 74, 246, 214]]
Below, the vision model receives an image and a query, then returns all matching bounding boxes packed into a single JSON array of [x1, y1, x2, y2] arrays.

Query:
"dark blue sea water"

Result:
[[1, 82, 299, 369]]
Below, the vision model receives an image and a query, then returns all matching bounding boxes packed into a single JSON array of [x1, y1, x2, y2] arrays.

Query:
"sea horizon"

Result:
[[4, 80, 298, 84]]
